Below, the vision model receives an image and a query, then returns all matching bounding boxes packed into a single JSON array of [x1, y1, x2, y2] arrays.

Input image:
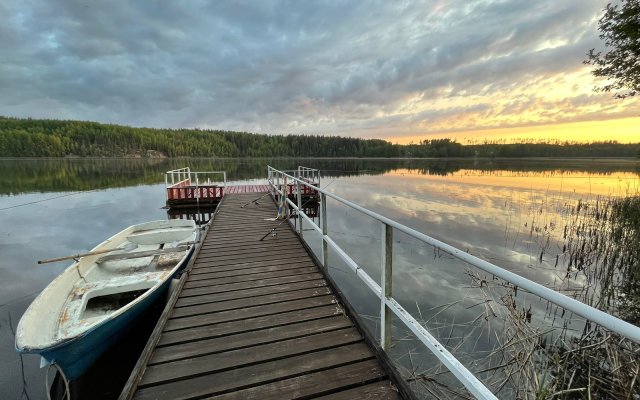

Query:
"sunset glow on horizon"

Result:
[[388, 116, 640, 145], [1, 1, 639, 143]]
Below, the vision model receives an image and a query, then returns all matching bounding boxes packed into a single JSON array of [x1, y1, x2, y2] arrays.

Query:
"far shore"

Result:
[[1, 156, 639, 163]]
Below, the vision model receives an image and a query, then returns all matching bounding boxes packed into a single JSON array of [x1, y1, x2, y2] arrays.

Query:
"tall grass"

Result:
[[495, 194, 640, 398], [401, 194, 640, 399]]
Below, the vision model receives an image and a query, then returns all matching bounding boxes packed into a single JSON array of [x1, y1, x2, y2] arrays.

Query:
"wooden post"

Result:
[[164, 173, 169, 201], [296, 180, 303, 239], [380, 223, 393, 350], [321, 192, 328, 269]]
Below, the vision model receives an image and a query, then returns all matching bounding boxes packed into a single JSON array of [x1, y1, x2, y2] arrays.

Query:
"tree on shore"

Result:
[[585, 0, 640, 98]]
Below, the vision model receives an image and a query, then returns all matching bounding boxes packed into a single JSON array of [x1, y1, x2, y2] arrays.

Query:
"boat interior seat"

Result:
[[127, 227, 194, 246], [76, 273, 160, 298], [77, 273, 159, 312]]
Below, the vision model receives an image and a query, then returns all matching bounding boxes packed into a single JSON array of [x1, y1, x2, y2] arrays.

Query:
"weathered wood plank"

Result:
[[141, 328, 362, 386], [170, 286, 333, 318], [197, 245, 304, 258], [205, 227, 297, 238], [192, 256, 311, 272], [203, 231, 298, 243], [149, 315, 352, 365], [198, 238, 299, 250], [165, 295, 336, 331], [183, 266, 318, 289], [198, 240, 302, 254], [187, 262, 316, 280], [193, 252, 310, 267], [179, 272, 323, 298], [194, 249, 307, 264], [133, 342, 375, 400], [207, 359, 387, 400], [205, 226, 288, 237], [174, 279, 327, 308], [313, 381, 402, 400], [158, 304, 343, 346]]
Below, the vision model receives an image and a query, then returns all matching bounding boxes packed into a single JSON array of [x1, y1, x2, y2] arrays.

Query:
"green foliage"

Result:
[[1, 116, 639, 158], [0, 117, 399, 158], [585, 0, 640, 98]]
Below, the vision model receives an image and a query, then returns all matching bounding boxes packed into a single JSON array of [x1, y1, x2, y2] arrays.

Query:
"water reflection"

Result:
[[0, 158, 639, 399], [305, 166, 639, 396], [1, 158, 638, 195], [0, 185, 167, 400]]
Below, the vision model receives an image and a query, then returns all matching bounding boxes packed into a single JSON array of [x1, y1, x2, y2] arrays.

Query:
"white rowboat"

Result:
[[15, 219, 198, 380]]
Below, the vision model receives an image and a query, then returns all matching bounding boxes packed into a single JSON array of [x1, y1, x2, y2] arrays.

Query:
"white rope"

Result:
[[45, 362, 70, 400]]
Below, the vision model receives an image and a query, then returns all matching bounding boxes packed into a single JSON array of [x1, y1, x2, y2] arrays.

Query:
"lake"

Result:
[[1, 158, 638, 399]]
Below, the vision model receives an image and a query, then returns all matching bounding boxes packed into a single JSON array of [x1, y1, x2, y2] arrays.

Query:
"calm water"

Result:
[[1, 158, 638, 399]]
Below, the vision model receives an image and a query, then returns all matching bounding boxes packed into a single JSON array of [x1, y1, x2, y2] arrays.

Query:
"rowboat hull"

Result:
[[16, 219, 197, 381], [38, 275, 173, 380]]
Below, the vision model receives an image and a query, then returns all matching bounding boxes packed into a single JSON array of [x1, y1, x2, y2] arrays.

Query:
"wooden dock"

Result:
[[121, 192, 404, 399]]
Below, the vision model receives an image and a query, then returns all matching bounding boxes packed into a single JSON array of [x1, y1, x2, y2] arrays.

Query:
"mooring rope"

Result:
[[0, 190, 98, 212], [45, 362, 70, 400]]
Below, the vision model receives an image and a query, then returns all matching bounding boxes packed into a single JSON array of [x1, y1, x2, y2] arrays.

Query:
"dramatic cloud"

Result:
[[1, 0, 638, 140]]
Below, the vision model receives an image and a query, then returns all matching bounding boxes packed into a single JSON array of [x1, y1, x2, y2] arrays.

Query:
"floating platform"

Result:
[[120, 193, 405, 399], [165, 168, 319, 208]]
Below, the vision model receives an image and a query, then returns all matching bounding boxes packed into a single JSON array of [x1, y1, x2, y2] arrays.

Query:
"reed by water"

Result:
[[400, 193, 640, 399]]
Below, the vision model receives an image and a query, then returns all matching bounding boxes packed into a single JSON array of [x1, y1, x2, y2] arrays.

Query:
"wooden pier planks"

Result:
[[123, 193, 401, 400], [225, 184, 271, 194]]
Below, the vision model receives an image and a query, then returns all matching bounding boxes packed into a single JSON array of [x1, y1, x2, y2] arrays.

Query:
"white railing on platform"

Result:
[[165, 167, 191, 187], [269, 166, 321, 187], [165, 167, 227, 200], [266, 166, 640, 400]]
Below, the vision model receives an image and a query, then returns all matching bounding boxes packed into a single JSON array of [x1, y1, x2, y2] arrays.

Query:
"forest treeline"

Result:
[[1, 117, 639, 158]]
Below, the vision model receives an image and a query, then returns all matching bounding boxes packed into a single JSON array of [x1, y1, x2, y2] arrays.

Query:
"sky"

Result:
[[1, 0, 639, 143]]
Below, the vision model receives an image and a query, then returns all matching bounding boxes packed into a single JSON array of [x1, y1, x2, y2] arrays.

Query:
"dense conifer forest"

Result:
[[1, 116, 638, 158]]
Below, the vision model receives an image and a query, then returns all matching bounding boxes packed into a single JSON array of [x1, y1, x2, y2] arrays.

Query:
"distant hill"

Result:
[[1, 116, 638, 158]]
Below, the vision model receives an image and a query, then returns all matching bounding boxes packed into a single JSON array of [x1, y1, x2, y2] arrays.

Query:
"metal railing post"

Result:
[[321, 192, 328, 269], [381, 223, 393, 350], [296, 180, 303, 238], [195, 173, 200, 200], [284, 176, 289, 219]]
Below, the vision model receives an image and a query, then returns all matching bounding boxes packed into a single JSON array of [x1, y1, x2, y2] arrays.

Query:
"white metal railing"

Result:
[[266, 166, 640, 400], [165, 167, 227, 201], [269, 166, 321, 186], [297, 166, 321, 184], [165, 167, 191, 187]]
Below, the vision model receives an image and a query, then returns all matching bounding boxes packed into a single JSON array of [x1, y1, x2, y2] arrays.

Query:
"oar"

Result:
[[96, 245, 194, 263], [38, 248, 124, 264], [38, 240, 200, 265], [37, 242, 139, 264]]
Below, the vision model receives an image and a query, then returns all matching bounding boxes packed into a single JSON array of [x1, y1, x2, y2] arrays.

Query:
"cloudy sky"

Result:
[[2, 0, 639, 143]]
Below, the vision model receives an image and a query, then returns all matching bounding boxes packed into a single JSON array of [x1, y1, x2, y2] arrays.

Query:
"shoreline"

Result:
[[0, 156, 638, 163]]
